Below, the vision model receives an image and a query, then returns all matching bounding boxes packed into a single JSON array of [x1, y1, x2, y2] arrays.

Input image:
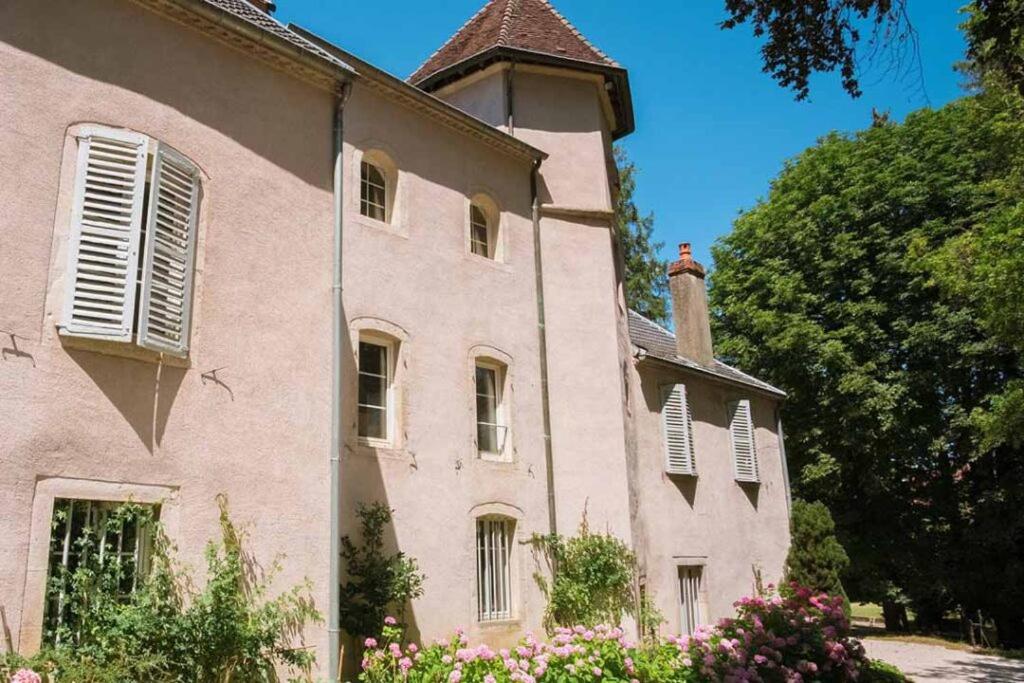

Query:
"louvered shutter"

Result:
[[662, 384, 696, 475], [61, 127, 148, 341], [728, 399, 759, 482], [137, 143, 200, 356]]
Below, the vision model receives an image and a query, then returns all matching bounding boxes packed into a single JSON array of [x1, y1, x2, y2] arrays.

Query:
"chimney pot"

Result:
[[667, 241, 714, 364]]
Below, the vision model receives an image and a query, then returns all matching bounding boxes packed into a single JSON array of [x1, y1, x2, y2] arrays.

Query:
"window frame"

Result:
[[474, 359, 509, 459], [475, 516, 516, 622], [469, 203, 492, 259], [360, 160, 388, 223], [357, 335, 396, 446]]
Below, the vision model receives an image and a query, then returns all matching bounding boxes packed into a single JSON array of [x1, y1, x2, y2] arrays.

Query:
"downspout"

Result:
[[330, 79, 353, 683], [775, 406, 793, 518], [531, 160, 557, 535]]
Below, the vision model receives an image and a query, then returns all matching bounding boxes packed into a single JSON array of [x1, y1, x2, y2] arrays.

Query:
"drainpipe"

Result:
[[775, 406, 792, 518], [530, 160, 557, 535], [330, 80, 353, 683]]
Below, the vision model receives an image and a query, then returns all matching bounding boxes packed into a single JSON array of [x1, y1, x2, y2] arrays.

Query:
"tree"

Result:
[[614, 146, 669, 324], [339, 503, 425, 640], [785, 500, 850, 611], [709, 90, 1024, 644], [720, 0, 915, 100], [963, 0, 1024, 97]]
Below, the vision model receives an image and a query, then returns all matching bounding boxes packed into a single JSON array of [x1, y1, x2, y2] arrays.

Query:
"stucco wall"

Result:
[[0, 0, 339, 660], [627, 361, 791, 634]]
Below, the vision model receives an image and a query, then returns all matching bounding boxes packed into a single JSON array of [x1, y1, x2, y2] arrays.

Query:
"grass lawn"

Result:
[[852, 602, 885, 621]]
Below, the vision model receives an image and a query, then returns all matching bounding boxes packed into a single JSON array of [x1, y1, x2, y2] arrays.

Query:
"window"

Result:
[[476, 517, 515, 621], [360, 161, 387, 222], [61, 126, 200, 357], [678, 565, 704, 636], [475, 361, 507, 456], [470, 204, 490, 258], [44, 499, 156, 645], [358, 339, 393, 442], [661, 383, 696, 475], [727, 398, 759, 483]]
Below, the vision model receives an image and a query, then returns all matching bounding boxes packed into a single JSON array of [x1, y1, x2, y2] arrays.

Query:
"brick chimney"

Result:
[[246, 0, 276, 13], [668, 243, 714, 365]]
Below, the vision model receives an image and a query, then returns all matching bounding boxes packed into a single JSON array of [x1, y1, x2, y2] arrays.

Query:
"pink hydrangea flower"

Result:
[[11, 671, 42, 683], [364, 637, 377, 648]]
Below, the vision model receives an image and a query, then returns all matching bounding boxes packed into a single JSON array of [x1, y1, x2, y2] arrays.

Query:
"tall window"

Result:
[[360, 161, 387, 222], [727, 399, 759, 482], [61, 126, 200, 357], [44, 499, 156, 645], [476, 517, 514, 621], [358, 339, 392, 441], [475, 362, 507, 455], [678, 565, 704, 636], [470, 204, 490, 258]]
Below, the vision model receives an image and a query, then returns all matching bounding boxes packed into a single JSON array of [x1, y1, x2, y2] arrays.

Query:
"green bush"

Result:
[[1, 495, 320, 682], [530, 513, 662, 637], [860, 658, 912, 682], [786, 499, 851, 614], [339, 502, 425, 641]]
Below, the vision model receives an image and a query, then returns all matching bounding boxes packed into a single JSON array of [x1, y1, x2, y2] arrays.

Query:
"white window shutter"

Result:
[[662, 384, 696, 475], [61, 127, 148, 341], [728, 399, 760, 482], [137, 142, 200, 356]]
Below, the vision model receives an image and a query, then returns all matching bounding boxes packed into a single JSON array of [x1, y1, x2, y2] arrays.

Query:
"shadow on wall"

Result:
[[336, 313, 421, 679], [66, 349, 186, 454]]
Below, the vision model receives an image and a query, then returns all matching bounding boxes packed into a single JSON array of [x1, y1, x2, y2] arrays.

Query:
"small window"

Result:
[[476, 517, 515, 621], [60, 126, 200, 357], [678, 565, 704, 636], [470, 204, 491, 258], [358, 339, 393, 442], [475, 361, 507, 456], [360, 161, 387, 222], [44, 499, 157, 645], [727, 399, 759, 483]]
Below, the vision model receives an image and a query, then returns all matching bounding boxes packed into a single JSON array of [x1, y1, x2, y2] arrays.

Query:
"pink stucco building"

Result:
[[0, 0, 791, 678]]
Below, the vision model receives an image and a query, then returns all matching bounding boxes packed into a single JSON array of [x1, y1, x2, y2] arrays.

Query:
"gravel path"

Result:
[[863, 638, 1024, 682]]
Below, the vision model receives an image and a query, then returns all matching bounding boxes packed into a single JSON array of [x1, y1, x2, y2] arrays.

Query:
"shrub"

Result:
[[358, 584, 890, 683], [860, 658, 911, 682], [340, 503, 426, 641], [1, 495, 320, 682], [530, 513, 661, 636], [786, 500, 851, 614]]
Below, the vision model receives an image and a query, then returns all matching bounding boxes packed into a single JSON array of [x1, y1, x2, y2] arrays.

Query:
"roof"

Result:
[[193, 0, 353, 73], [627, 310, 786, 398], [409, 0, 617, 84]]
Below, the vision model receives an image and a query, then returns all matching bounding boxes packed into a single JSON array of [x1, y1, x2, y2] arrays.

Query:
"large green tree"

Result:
[[614, 146, 669, 324], [709, 90, 1024, 644]]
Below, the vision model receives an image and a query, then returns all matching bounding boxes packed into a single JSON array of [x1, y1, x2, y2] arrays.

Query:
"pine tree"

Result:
[[785, 500, 850, 606], [613, 146, 669, 324]]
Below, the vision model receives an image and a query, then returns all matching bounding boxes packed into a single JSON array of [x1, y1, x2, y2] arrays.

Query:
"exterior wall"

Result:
[[0, 0, 337, 663], [436, 66, 509, 132], [627, 362, 791, 634], [338, 81, 551, 651]]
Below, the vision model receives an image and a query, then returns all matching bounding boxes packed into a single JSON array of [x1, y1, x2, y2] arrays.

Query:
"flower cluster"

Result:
[[358, 585, 874, 683], [8, 670, 41, 683]]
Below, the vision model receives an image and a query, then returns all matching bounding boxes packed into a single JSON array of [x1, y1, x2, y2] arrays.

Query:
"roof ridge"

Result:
[[535, 0, 618, 67], [497, 0, 518, 46], [408, 0, 499, 81]]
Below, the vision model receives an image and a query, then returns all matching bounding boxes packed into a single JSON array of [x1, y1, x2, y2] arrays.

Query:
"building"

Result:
[[0, 0, 791, 678]]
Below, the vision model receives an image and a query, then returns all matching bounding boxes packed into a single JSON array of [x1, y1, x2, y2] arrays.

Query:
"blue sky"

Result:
[[278, 0, 969, 268]]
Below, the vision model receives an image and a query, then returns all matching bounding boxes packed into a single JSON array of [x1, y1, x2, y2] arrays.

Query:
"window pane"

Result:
[[478, 423, 499, 453], [359, 373, 386, 409], [476, 366, 500, 453], [476, 366, 496, 399], [477, 518, 514, 621], [470, 205, 490, 257], [360, 341, 386, 376], [361, 161, 387, 221], [358, 405, 386, 440]]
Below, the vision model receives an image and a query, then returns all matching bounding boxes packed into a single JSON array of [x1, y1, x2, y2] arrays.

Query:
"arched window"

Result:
[[476, 515, 515, 621], [470, 204, 490, 258], [360, 160, 387, 222]]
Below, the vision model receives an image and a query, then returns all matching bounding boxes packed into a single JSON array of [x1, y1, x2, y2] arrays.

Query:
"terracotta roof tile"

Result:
[[409, 0, 617, 84]]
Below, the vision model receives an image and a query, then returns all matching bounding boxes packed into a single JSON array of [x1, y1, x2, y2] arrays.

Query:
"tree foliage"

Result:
[[614, 146, 669, 324], [339, 503, 425, 641], [963, 0, 1024, 97], [720, 0, 914, 100], [785, 500, 850, 612], [709, 90, 1024, 644]]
